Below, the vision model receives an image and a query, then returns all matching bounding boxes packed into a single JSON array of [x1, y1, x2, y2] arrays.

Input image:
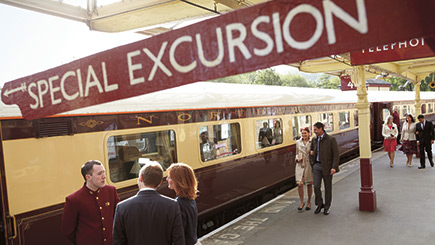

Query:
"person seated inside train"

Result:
[[200, 131, 217, 161], [259, 122, 273, 147], [273, 121, 283, 144]]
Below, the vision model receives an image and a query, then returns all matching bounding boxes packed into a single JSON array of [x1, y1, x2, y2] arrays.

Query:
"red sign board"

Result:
[[340, 75, 357, 91], [2, 0, 435, 119], [350, 37, 435, 65]]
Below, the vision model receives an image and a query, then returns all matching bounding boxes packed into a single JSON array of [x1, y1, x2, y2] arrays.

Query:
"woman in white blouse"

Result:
[[399, 114, 417, 167], [295, 127, 313, 211], [382, 115, 399, 167]]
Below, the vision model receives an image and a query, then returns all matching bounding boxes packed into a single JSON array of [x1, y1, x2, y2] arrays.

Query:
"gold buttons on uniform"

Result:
[[104, 238, 107, 242], [89, 191, 93, 194], [100, 207, 102, 210], [102, 217, 105, 220], [103, 227, 106, 231], [96, 197, 99, 200]]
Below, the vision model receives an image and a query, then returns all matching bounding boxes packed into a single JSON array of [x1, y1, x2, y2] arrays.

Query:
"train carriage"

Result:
[[0, 82, 434, 244]]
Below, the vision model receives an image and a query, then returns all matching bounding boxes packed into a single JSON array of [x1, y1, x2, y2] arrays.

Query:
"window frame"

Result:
[[199, 122, 243, 163]]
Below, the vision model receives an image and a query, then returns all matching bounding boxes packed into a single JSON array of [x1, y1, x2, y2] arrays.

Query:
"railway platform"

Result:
[[199, 146, 435, 245]]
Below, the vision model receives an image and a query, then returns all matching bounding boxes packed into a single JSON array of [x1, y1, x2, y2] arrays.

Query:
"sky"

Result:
[[0, 3, 298, 88]]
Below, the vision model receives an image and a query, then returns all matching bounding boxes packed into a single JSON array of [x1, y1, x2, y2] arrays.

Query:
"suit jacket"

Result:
[[113, 189, 185, 245], [416, 120, 435, 145], [62, 184, 120, 245], [310, 133, 340, 176], [176, 197, 198, 245]]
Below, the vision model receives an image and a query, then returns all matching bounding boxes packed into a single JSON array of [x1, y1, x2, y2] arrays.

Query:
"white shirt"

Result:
[[401, 122, 417, 141], [382, 123, 399, 139]]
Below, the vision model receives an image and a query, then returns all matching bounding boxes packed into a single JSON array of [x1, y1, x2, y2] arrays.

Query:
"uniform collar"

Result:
[[83, 183, 101, 195]]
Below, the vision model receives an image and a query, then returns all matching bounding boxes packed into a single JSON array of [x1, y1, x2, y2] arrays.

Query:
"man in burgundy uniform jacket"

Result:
[[62, 160, 120, 244]]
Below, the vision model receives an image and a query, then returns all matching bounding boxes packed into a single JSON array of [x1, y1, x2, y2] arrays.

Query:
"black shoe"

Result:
[[324, 208, 330, 215], [314, 204, 324, 214], [297, 203, 305, 211], [418, 167, 426, 169], [306, 205, 311, 211], [431, 162, 434, 167]]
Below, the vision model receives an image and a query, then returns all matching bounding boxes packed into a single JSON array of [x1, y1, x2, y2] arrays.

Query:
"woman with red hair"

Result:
[[167, 163, 199, 245]]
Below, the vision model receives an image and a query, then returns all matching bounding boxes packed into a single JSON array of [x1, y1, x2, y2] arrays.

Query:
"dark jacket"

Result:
[[416, 120, 435, 145], [113, 189, 185, 245], [62, 184, 120, 245], [310, 133, 340, 176], [176, 197, 198, 245]]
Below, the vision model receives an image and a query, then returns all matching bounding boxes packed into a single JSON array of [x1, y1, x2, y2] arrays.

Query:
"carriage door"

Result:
[[0, 125, 13, 245], [372, 102, 392, 144]]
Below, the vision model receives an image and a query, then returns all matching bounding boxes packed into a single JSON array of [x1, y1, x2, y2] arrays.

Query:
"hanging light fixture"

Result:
[[429, 72, 435, 88]]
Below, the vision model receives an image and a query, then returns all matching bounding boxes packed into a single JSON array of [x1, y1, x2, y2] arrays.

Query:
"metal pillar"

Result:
[[414, 81, 422, 116], [354, 66, 377, 212]]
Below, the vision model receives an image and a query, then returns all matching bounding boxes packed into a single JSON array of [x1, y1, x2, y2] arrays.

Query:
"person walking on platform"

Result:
[[382, 115, 399, 168], [295, 127, 313, 211], [167, 163, 200, 245], [62, 160, 120, 245], [416, 114, 435, 169], [399, 114, 417, 167], [393, 107, 401, 145], [310, 122, 339, 215]]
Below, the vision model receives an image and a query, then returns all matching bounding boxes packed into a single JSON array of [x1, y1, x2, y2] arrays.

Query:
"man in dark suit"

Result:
[[113, 162, 185, 245], [310, 122, 339, 215], [416, 114, 435, 169], [62, 160, 120, 245]]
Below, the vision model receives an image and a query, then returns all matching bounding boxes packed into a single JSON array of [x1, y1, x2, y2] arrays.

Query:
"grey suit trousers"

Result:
[[313, 163, 333, 209]]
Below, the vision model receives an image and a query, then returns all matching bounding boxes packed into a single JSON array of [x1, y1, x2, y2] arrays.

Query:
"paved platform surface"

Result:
[[199, 146, 435, 245]]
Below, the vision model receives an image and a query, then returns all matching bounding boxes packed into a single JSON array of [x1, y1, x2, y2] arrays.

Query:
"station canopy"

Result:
[[287, 53, 435, 83], [1, 0, 266, 34]]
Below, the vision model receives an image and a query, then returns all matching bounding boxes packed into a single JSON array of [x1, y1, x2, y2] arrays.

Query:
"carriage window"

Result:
[[255, 118, 283, 149], [199, 123, 241, 162], [107, 130, 176, 183], [383, 108, 390, 123], [318, 113, 334, 133], [402, 105, 410, 116], [339, 111, 350, 130], [292, 115, 312, 140], [429, 103, 434, 113], [354, 111, 359, 127], [422, 104, 427, 114]]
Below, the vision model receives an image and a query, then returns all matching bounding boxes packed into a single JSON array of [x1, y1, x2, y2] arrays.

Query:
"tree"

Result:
[[281, 74, 313, 87], [385, 77, 408, 91], [315, 74, 340, 89], [254, 68, 282, 85]]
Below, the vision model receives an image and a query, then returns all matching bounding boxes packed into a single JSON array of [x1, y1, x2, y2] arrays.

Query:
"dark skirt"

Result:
[[383, 138, 397, 152], [399, 140, 418, 154]]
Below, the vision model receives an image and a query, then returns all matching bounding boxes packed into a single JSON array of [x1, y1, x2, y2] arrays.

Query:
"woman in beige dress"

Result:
[[295, 127, 313, 211]]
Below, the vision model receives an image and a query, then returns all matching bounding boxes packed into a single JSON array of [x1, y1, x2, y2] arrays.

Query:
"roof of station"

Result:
[[1, 0, 265, 34], [1, 82, 434, 119], [287, 54, 435, 83]]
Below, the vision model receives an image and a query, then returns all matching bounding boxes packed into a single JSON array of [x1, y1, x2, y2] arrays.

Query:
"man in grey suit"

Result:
[[113, 162, 185, 245], [310, 122, 339, 215]]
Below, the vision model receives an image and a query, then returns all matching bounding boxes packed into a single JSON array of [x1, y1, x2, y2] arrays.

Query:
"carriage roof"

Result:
[[0, 82, 433, 119]]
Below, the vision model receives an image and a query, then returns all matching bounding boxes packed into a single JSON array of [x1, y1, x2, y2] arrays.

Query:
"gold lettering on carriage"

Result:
[[136, 115, 155, 125]]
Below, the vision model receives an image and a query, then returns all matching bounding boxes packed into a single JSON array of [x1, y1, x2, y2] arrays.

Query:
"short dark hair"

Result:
[[313, 122, 325, 131], [417, 114, 425, 119], [81, 160, 102, 181], [140, 162, 163, 188]]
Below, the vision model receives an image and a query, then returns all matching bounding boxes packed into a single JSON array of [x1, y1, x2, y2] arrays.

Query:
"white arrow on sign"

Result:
[[3, 83, 26, 97]]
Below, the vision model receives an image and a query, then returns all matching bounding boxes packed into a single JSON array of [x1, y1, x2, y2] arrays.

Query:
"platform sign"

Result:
[[350, 37, 435, 65], [2, 0, 435, 120], [340, 75, 357, 91]]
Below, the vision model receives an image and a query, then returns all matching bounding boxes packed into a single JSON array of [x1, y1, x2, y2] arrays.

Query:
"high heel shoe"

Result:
[[298, 203, 305, 211], [305, 203, 311, 211]]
